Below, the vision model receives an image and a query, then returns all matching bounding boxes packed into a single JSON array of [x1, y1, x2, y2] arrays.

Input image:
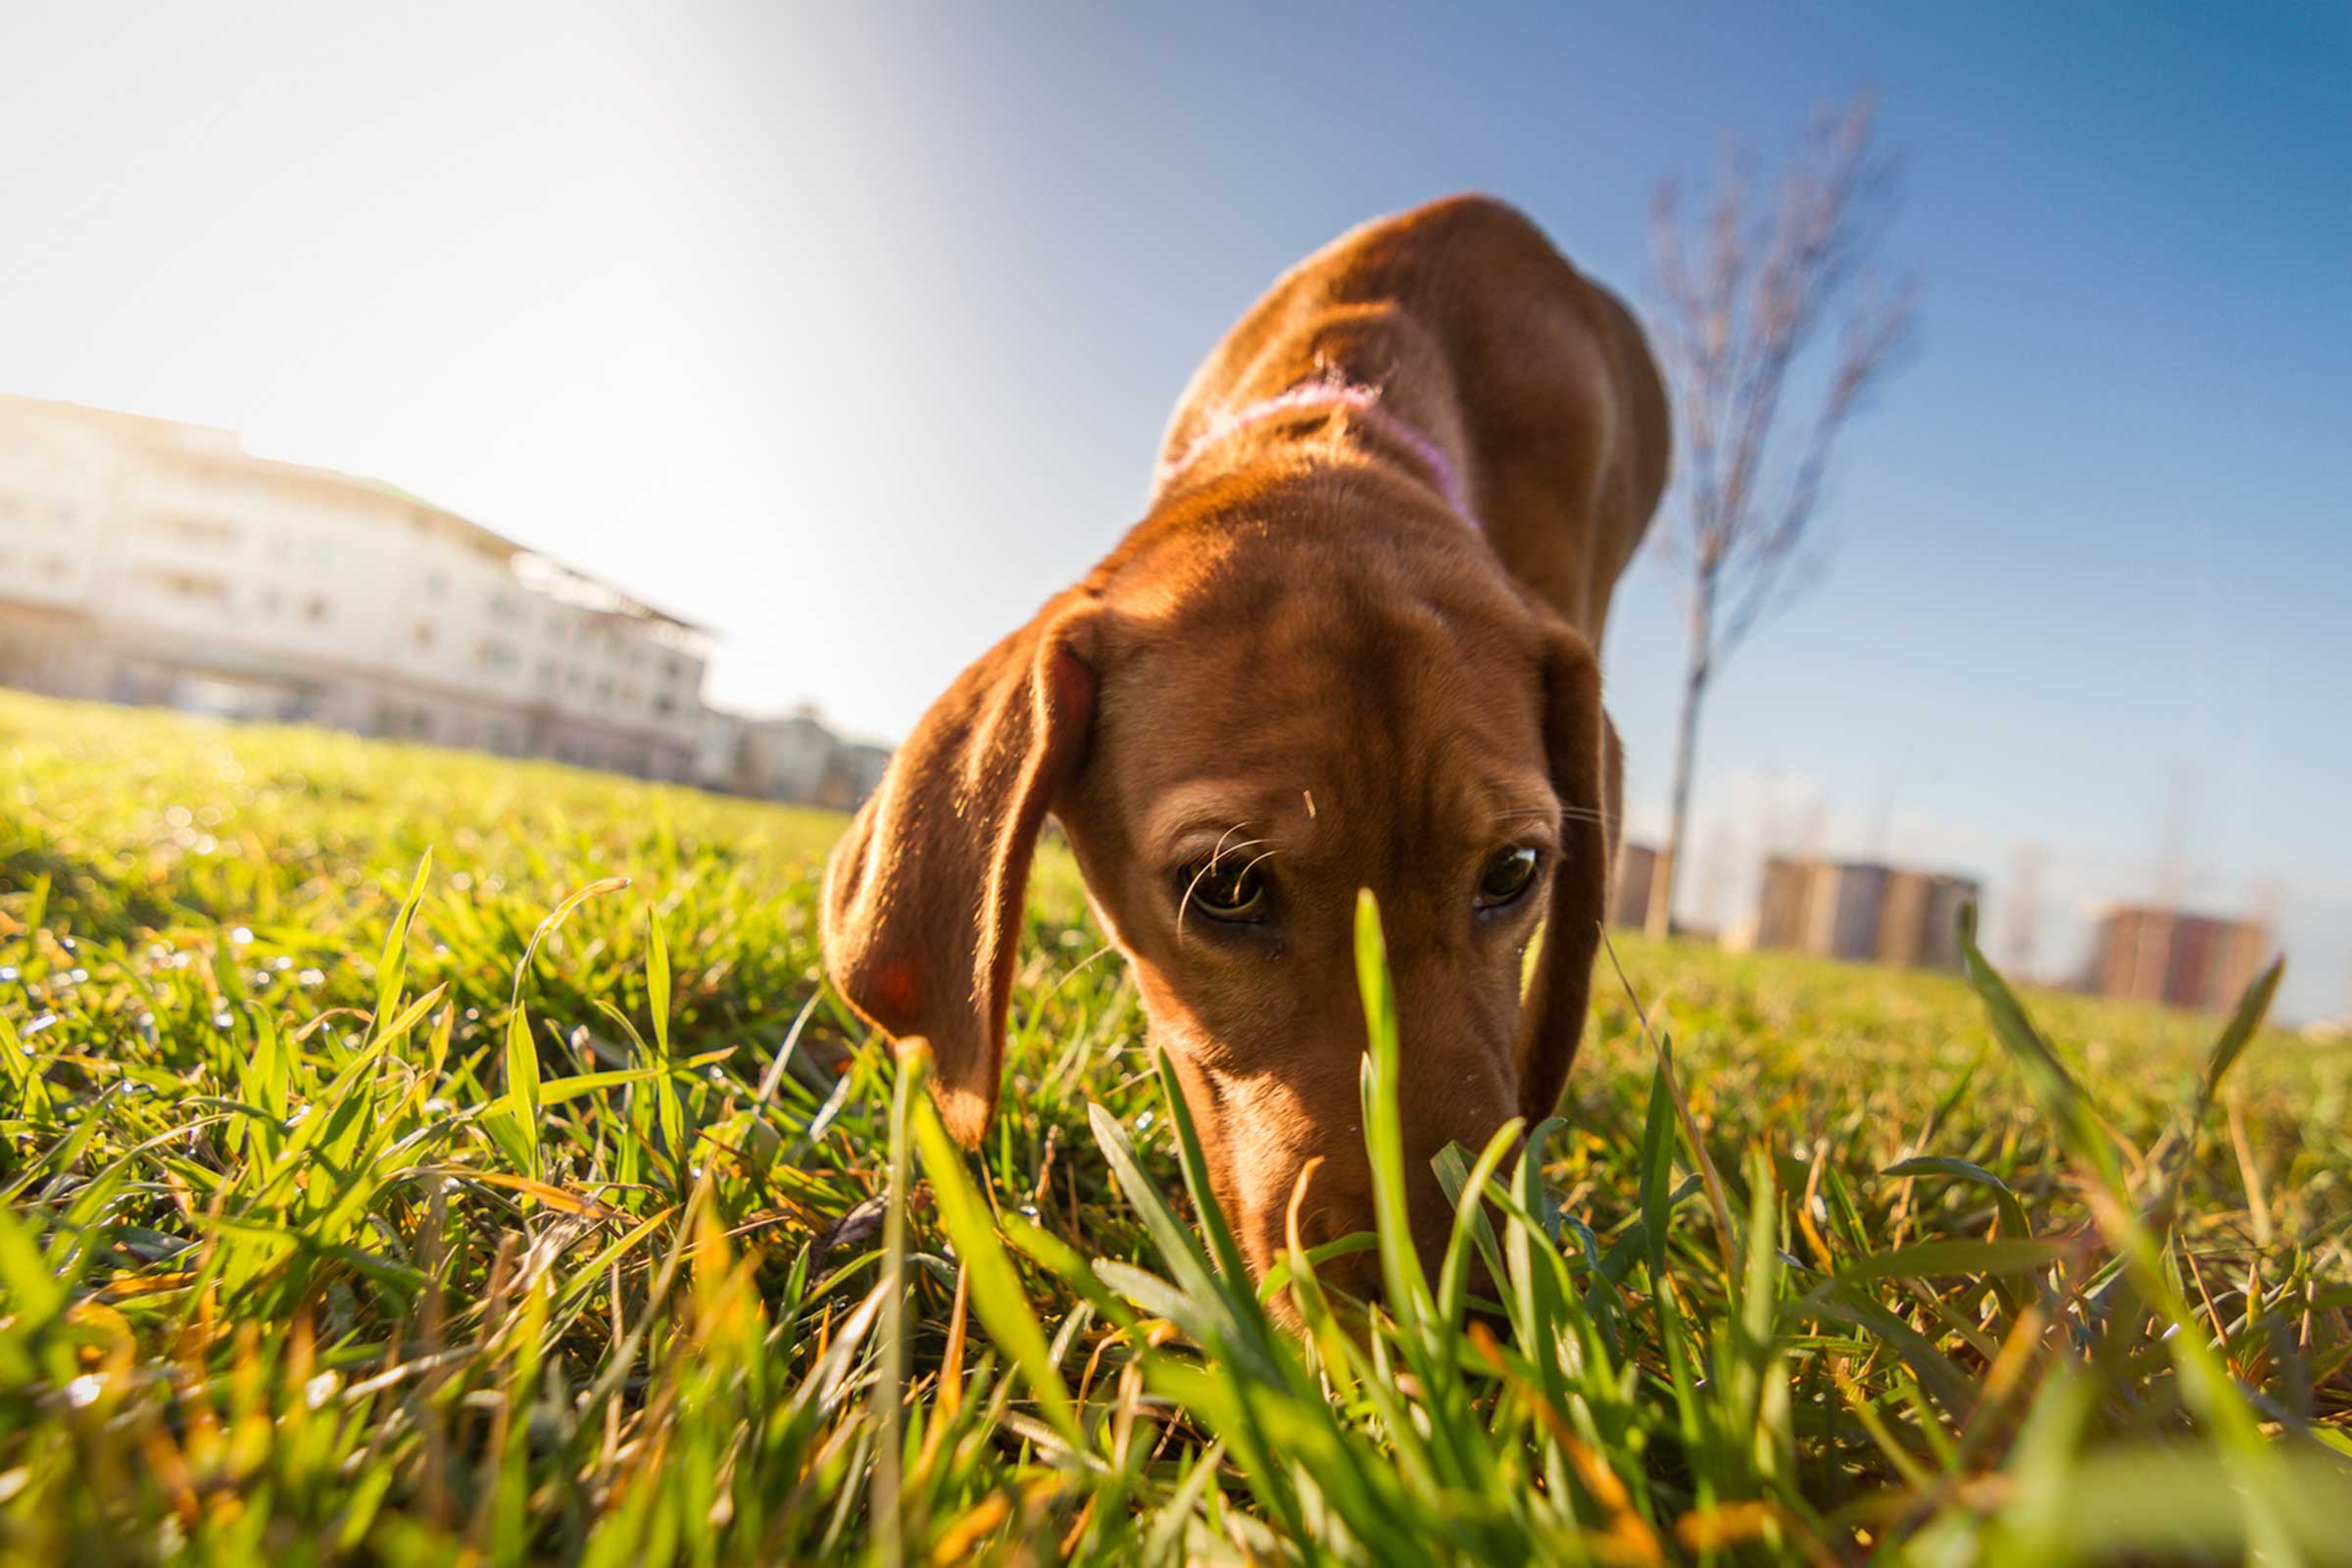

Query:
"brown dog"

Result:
[[823, 195, 1668, 1296]]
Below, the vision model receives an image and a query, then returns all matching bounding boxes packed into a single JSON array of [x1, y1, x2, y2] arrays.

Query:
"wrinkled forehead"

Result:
[[1095, 582, 1557, 861]]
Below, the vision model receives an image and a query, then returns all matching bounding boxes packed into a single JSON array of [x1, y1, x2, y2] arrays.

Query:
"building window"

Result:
[[305, 595, 330, 623], [148, 515, 238, 546], [477, 639, 517, 672], [132, 565, 226, 601], [414, 622, 436, 650]]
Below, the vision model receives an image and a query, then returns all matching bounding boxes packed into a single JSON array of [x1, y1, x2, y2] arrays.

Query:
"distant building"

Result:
[[1748, 856, 1982, 971], [1608, 846, 1665, 930], [694, 708, 750, 791], [2084, 906, 2271, 1012], [695, 703, 891, 809], [820, 740, 892, 809], [0, 395, 710, 779], [1612, 842, 1664, 929]]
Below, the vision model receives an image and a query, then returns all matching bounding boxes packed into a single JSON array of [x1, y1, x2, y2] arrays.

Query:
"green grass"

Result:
[[1, 685, 2347, 1565]]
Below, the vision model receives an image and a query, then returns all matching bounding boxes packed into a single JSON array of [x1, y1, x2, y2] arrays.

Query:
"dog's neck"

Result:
[[1157, 374, 1478, 529]]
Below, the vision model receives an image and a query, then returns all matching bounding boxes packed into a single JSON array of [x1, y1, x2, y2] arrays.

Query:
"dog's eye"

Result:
[[1177, 858, 1269, 923], [1475, 846, 1541, 908]]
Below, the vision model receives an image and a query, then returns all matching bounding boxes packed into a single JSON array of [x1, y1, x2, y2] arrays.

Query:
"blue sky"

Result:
[[2, 3, 2345, 1014]]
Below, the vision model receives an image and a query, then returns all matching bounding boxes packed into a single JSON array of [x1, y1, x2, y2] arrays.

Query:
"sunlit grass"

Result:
[[1, 687, 2347, 1564]]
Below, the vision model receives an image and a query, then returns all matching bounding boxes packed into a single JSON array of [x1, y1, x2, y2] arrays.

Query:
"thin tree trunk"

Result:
[[1649, 599, 1711, 938]]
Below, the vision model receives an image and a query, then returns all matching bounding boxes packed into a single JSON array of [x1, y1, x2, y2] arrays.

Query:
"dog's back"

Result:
[[1157, 194, 1669, 641]]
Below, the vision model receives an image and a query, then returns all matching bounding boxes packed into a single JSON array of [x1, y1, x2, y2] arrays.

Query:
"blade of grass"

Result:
[[906, 1062, 1081, 1447], [1353, 889, 1436, 1334]]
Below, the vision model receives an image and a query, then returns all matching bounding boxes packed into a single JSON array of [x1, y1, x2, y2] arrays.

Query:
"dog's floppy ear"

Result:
[[1517, 626, 1618, 1124], [821, 597, 1101, 1146]]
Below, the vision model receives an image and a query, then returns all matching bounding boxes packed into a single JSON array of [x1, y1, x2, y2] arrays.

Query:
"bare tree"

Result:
[[1645, 94, 1918, 936]]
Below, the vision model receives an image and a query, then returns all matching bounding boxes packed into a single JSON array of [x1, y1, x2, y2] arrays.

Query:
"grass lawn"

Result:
[[2, 687, 2347, 1564]]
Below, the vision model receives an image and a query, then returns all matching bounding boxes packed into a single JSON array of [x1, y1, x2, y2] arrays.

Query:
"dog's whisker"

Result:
[[1176, 834, 1284, 944], [1488, 804, 1619, 836], [1178, 835, 1270, 942], [1236, 846, 1282, 877], [1208, 835, 1271, 870], [1176, 860, 1217, 942]]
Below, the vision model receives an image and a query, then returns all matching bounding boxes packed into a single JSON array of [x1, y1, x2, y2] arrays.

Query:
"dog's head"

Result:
[[822, 478, 1619, 1297]]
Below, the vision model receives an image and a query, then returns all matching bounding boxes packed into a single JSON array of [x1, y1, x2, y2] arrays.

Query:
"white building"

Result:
[[0, 395, 710, 780], [696, 703, 891, 809]]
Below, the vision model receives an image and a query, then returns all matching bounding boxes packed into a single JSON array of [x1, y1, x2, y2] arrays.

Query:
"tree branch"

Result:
[[1648, 90, 1916, 677]]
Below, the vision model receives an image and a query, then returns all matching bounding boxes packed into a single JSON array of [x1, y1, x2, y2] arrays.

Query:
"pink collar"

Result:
[[1156, 374, 1478, 529]]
